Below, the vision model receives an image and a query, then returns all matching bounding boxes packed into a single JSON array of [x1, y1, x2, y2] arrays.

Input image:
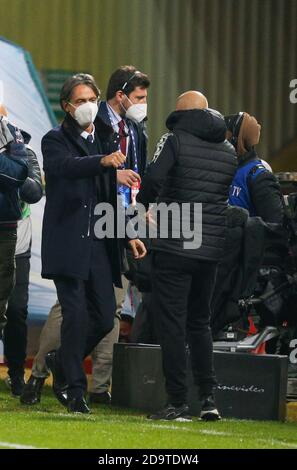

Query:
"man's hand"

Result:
[[101, 151, 126, 168], [117, 169, 141, 188], [128, 239, 147, 259], [146, 208, 157, 227]]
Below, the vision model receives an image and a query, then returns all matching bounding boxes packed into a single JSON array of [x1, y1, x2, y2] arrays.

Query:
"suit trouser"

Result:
[[32, 278, 128, 393], [31, 300, 61, 378], [152, 251, 218, 405], [4, 256, 30, 377], [91, 275, 128, 393], [0, 229, 17, 338], [54, 240, 116, 400]]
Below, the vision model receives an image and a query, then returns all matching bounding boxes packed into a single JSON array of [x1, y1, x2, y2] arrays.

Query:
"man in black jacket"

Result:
[[41, 74, 146, 413], [4, 137, 43, 397], [137, 91, 237, 421], [0, 105, 28, 339]]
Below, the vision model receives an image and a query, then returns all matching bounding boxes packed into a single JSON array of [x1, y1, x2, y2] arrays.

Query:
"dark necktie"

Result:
[[87, 134, 94, 144], [118, 119, 127, 156]]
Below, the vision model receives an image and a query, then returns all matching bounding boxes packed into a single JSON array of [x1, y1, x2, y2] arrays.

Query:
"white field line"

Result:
[[148, 424, 297, 448], [0, 441, 40, 449], [148, 424, 233, 434], [1, 417, 295, 449], [257, 438, 297, 449]]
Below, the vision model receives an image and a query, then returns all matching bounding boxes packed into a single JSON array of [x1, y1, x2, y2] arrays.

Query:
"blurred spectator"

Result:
[[226, 112, 284, 224], [0, 105, 28, 340], [4, 137, 42, 397], [118, 283, 142, 342]]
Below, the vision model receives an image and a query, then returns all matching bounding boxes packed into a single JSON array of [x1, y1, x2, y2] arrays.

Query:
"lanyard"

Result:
[[107, 104, 138, 173], [126, 121, 138, 174], [107, 105, 139, 207]]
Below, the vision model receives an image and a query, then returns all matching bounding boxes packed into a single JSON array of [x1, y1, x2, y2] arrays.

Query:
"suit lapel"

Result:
[[62, 114, 90, 156], [97, 101, 112, 127], [95, 106, 120, 154]]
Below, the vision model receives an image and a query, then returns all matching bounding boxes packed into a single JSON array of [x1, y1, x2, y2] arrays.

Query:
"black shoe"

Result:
[[67, 397, 91, 414], [200, 395, 221, 421], [148, 403, 192, 421], [5, 375, 25, 397], [89, 391, 111, 405], [45, 351, 68, 407], [20, 375, 45, 405]]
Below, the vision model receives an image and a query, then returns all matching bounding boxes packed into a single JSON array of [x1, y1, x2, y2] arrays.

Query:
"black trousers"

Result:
[[54, 240, 116, 400], [130, 293, 160, 345], [152, 251, 218, 405], [0, 228, 17, 337], [54, 240, 116, 399], [4, 256, 30, 377]]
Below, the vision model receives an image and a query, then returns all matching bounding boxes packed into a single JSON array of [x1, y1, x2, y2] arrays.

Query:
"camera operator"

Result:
[[215, 112, 290, 348], [226, 112, 284, 224]]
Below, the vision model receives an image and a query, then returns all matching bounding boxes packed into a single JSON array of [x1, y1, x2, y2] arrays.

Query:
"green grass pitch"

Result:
[[1, 380, 297, 449]]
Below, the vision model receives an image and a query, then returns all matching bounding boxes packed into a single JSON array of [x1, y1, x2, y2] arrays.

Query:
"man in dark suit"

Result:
[[90, 66, 150, 399], [98, 65, 149, 188], [21, 67, 150, 408], [41, 73, 146, 413]]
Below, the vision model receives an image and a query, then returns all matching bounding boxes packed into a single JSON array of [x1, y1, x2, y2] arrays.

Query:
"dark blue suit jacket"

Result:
[[97, 101, 147, 177], [41, 113, 123, 285]]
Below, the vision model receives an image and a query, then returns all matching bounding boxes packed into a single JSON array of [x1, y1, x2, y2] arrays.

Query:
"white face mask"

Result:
[[122, 95, 147, 123], [69, 101, 98, 128], [125, 103, 147, 123]]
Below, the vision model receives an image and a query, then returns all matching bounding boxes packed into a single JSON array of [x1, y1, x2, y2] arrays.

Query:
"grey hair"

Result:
[[59, 73, 100, 110]]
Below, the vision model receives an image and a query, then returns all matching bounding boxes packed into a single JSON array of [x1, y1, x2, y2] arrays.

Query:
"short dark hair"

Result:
[[59, 73, 101, 110], [106, 65, 150, 101]]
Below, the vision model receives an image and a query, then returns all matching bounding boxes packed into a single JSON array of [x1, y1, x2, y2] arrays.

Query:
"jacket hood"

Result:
[[6, 122, 31, 144], [20, 129, 31, 144], [166, 108, 227, 143]]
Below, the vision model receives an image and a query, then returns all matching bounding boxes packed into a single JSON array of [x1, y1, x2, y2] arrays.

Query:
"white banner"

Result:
[[0, 37, 56, 319]]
